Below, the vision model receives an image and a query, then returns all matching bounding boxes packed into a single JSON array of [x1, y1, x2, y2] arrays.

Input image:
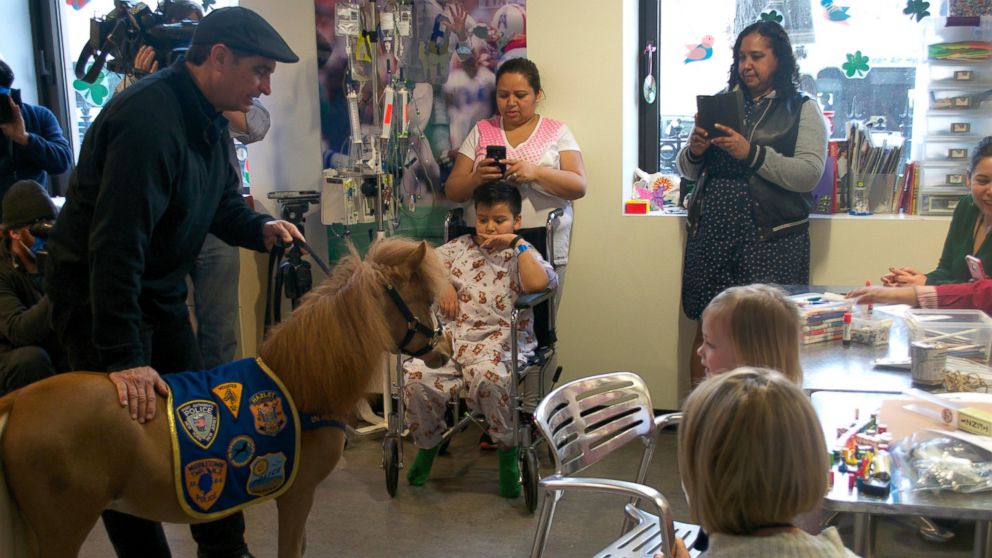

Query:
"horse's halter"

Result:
[[384, 283, 445, 358]]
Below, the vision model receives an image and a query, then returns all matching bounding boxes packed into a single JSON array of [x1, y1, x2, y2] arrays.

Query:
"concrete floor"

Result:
[[78, 427, 977, 557]]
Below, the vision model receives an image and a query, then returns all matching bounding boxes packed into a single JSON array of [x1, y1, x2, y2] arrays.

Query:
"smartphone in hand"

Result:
[[967, 255, 987, 281], [485, 145, 507, 175]]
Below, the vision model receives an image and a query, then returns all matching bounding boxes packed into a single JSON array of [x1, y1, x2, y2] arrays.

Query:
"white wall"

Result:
[[236, 0, 327, 355], [234, 0, 950, 408]]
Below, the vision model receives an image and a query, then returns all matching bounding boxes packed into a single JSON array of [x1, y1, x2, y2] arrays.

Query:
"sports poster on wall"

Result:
[[314, 0, 526, 198]]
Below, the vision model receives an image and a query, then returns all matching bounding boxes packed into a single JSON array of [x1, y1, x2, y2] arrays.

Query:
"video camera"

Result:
[[75, 0, 201, 84]]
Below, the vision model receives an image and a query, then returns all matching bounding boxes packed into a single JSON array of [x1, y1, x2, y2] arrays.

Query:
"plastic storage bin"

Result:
[[919, 187, 966, 215], [850, 316, 893, 346], [905, 309, 992, 364]]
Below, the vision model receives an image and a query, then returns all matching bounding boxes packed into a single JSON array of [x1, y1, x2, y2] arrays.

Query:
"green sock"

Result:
[[498, 446, 521, 498], [407, 445, 440, 486]]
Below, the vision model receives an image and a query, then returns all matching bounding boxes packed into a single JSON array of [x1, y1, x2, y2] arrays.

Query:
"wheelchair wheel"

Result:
[[384, 435, 400, 497], [521, 447, 540, 513]]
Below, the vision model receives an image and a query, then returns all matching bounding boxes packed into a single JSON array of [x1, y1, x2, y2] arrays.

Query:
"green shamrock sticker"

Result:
[[904, 0, 930, 22], [842, 51, 870, 79], [760, 10, 784, 23], [72, 68, 111, 107]]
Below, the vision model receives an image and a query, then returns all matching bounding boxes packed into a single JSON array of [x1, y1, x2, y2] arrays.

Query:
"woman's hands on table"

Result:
[[882, 267, 926, 287]]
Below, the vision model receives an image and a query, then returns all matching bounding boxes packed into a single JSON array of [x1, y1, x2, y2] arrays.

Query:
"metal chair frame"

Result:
[[382, 207, 565, 512], [529, 371, 701, 558]]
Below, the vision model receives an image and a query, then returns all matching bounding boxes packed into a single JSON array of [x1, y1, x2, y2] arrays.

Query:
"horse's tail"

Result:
[[0, 393, 31, 557]]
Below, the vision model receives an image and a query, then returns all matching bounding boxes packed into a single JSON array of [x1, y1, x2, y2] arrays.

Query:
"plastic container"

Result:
[[918, 188, 967, 215], [850, 316, 893, 346], [905, 309, 992, 364]]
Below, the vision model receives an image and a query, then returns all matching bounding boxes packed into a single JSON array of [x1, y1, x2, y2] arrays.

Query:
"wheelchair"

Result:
[[381, 206, 565, 512]]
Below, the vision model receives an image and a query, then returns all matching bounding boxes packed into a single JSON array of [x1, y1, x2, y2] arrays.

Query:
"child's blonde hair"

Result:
[[701, 284, 803, 384], [678, 367, 828, 535]]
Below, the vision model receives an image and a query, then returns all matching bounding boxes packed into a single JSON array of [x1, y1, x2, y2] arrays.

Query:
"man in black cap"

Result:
[[0, 179, 61, 396], [44, 6, 301, 558]]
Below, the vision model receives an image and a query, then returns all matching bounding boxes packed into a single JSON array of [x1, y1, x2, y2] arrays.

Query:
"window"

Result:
[[634, 0, 925, 213], [58, 1, 239, 156]]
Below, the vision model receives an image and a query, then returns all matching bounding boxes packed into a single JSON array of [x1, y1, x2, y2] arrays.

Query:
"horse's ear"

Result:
[[402, 241, 428, 273]]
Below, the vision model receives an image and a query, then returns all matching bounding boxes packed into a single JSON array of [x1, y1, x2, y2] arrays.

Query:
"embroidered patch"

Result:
[[249, 391, 287, 436], [246, 452, 287, 496], [177, 400, 220, 449], [212, 382, 244, 418], [227, 435, 256, 468], [184, 458, 227, 511]]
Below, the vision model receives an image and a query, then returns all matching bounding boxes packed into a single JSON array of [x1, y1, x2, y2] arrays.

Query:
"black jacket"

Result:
[[0, 241, 58, 359], [45, 60, 271, 371], [687, 92, 812, 241]]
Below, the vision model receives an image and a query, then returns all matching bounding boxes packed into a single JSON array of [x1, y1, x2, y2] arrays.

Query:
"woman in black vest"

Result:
[[677, 21, 828, 386]]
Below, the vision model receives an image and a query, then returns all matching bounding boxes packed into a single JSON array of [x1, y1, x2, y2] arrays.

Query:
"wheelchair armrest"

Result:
[[515, 288, 554, 310], [539, 475, 679, 556]]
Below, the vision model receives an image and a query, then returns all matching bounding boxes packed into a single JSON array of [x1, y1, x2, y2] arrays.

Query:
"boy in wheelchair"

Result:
[[402, 181, 557, 497]]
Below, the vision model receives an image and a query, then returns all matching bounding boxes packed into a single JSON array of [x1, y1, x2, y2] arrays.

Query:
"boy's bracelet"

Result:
[[511, 235, 523, 249]]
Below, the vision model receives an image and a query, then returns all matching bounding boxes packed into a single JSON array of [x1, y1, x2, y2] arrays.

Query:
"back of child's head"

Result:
[[473, 181, 522, 216], [679, 367, 827, 535], [701, 284, 802, 384]]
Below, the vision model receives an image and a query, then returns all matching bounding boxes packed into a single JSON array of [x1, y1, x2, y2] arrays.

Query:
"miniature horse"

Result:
[[0, 238, 451, 557]]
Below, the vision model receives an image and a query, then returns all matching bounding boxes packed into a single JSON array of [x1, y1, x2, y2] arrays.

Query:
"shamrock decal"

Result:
[[760, 10, 784, 23], [904, 0, 930, 22], [201, 0, 216, 10], [842, 51, 871, 79], [73, 67, 111, 107]]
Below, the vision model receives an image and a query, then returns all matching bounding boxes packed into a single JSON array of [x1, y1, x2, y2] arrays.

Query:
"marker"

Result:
[[842, 312, 853, 348], [865, 280, 873, 317]]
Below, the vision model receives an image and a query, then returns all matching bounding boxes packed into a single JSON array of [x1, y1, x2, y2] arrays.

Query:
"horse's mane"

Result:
[[259, 237, 445, 415]]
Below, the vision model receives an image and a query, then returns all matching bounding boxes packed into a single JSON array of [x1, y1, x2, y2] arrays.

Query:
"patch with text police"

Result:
[[163, 358, 301, 520], [177, 400, 220, 449]]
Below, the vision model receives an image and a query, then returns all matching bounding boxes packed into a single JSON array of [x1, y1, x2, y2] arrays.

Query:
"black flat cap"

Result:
[[2, 180, 56, 228], [192, 7, 299, 63]]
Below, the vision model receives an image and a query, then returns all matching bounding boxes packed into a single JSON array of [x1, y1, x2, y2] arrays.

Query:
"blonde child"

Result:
[[674, 367, 859, 557], [697, 284, 803, 384]]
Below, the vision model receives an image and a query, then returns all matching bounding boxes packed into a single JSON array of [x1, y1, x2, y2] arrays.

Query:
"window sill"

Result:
[[620, 209, 951, 221]]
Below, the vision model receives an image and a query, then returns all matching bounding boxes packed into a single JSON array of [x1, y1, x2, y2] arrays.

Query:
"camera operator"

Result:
[[0, 180, 63, 396], [0, 60, 72, 199], [44, 7, 302, 558], [113, 0, 204, 92]]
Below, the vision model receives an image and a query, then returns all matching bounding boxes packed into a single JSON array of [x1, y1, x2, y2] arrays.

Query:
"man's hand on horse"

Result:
[[108, 366, 169, 423], [263, 220, 307, 253]]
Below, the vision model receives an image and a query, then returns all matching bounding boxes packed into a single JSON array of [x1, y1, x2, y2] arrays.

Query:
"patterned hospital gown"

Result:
[[403, 234, 558, 448]]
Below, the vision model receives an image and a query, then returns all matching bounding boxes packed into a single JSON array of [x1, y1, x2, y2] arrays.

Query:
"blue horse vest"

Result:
[[163, 357, 301, 520]]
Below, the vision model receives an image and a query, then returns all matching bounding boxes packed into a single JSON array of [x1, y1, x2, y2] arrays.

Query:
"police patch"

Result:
[[227, 435, 256, 468], [184, 458, 227, 511], [246, 452, 287, 496], [177, 400, 220, 449], [249, 391, 287, 436], [212, 382, 243, 418]]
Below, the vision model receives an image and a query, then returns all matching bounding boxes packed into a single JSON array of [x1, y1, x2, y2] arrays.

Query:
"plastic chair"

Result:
[[530, 371, 700, 558]]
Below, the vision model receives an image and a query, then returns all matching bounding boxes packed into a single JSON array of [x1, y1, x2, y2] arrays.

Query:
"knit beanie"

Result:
[[2, 180, 56, 229]]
